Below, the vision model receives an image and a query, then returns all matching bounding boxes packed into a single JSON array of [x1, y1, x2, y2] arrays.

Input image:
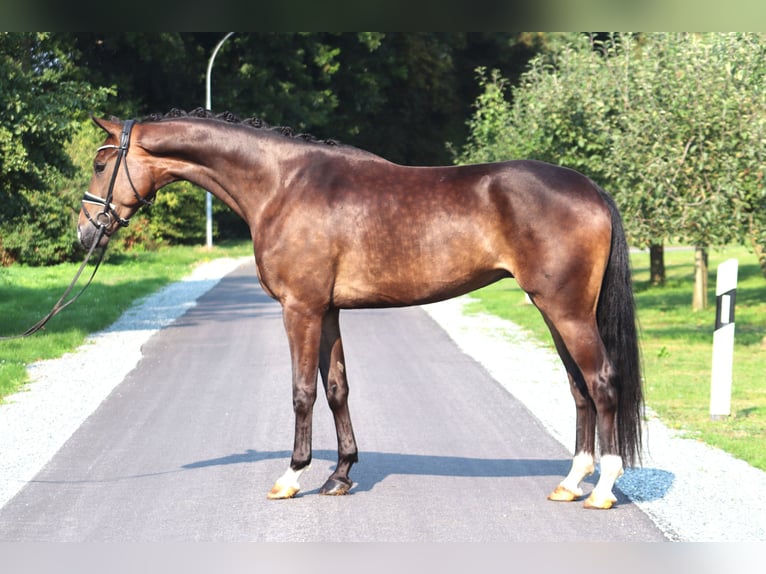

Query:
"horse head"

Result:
[[77, 116, 157, 249]]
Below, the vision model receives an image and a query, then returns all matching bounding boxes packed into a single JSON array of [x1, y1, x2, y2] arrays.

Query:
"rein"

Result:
[[1, 120, 141, 340], [0, 227, 108, 340]]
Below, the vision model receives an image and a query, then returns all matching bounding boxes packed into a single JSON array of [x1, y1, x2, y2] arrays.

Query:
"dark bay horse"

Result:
[[77, 110, 643, 510]]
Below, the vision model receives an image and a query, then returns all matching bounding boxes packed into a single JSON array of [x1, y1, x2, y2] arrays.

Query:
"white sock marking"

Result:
[[591, 454, 624, 502], [559, 451, 595, 496]]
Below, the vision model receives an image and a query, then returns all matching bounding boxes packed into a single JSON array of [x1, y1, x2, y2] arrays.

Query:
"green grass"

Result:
[[0, 241, 252, 402], [465, 246, 766, 471]]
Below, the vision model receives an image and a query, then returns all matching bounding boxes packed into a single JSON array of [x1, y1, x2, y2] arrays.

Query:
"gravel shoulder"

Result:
[[1, 257, 764, 541]]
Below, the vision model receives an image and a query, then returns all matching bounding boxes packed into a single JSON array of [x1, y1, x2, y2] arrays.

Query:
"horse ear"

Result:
[[90, 115, 122, 136]]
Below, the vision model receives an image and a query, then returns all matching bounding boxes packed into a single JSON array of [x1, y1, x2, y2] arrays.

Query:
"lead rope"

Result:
[[0, 226, 109, 340]]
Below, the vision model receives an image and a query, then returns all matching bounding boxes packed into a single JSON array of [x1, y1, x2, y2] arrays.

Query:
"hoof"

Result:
[[267, 483, 300, 500], [267, 467, 304, 499], [547, 485, 581, 502], [583, 492, 617, 510], [319, 477, 352, 496]]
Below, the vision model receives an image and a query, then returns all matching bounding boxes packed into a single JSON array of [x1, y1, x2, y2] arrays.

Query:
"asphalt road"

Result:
[[0, 263, 666, 541]]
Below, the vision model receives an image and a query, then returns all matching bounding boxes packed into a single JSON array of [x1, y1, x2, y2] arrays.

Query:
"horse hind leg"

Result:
[[565, 324, 623, 509], [538, 307, 623, 509], [547, 379, 598, 502], [317, 308, 358, 495], [543, 321, 597, 503], [580, 352, 625, 510]]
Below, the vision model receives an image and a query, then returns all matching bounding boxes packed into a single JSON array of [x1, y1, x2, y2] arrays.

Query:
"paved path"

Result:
[[0, 262, 664, 541]]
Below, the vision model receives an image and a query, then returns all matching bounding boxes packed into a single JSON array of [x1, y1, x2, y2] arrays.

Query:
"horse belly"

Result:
[[332, 243, 508, 308]]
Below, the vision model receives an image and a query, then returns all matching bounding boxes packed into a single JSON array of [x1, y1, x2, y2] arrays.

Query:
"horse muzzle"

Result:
[[77, 219, 112, 250], [79, 190, 131, 249]]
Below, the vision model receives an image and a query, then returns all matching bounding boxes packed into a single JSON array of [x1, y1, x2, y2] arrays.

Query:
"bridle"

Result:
[[81, 119, 154, 233]]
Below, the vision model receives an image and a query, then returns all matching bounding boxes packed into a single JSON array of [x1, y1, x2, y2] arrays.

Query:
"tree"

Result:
[[605, 33, 766, 307], [67, 32, 541, 166], [0, 33, 113, 265]]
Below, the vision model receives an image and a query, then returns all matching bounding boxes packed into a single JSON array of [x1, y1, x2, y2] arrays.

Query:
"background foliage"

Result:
[[0, 33, 113, 265]]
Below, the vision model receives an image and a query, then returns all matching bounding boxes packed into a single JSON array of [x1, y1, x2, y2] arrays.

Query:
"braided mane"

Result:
[[141, 107, 340, 146]]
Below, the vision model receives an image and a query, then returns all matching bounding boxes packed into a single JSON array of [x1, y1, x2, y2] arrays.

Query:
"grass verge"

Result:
[[465, 246, 766, 471], [0, 241, 252, 402]]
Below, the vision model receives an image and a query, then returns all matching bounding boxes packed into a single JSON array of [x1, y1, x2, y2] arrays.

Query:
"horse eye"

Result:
[[94, 162, 106, 174]]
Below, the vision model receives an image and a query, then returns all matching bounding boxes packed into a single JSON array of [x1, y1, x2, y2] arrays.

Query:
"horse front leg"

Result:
[[318, 308, 358, 495], [267, 304, 323, 500]]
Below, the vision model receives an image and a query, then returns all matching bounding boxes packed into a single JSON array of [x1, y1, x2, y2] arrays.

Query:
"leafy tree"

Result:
[[0, 33, 113, 265], [605, 33, 766, 306], [68, 32, 540, 166]]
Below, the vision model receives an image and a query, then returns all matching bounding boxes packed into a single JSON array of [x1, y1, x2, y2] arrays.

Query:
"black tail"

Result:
[[596, 189, 644, 467]]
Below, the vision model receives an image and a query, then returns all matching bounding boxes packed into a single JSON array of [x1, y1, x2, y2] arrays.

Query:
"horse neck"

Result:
[[142, 120, 279, 222]]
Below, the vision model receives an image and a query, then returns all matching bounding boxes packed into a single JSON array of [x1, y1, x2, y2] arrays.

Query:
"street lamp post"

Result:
[[204, 31, 235, 249]]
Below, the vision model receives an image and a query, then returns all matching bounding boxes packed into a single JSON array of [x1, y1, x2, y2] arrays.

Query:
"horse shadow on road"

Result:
[[182, 448, 674, 503]]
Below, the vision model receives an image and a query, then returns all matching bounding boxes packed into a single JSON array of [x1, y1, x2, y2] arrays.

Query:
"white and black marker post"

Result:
[[710, 258, 738, 420]]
